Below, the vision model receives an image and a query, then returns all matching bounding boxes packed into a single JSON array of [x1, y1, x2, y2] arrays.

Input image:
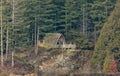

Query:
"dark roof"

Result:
[[44, 33, 65, 45]]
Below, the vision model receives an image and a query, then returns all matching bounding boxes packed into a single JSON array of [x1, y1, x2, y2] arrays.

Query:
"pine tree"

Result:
[[63, 0, 80, 42], [91, 0, 120, 72], [0, 0, 116, 53]]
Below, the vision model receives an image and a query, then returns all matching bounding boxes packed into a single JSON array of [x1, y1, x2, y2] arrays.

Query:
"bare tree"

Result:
[[11, 0, 15, 67], [6, 21, 9, 60], [6, 0, 10, 60], [36, 26, 39, 55], [35, 17, 37, 55], [1, 0, 4, 66]]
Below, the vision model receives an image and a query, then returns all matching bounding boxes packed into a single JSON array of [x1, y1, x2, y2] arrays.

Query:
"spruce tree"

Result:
[[91, 0, 120, 72]]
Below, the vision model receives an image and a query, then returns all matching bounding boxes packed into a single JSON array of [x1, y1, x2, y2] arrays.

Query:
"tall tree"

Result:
[[11, 0, 15, 67], [64, 0, 79, 42], [0, 0, 3, 66], [91, 0, 120, 72], [6, 0, 12, 60], [0, 0, 116, 52]]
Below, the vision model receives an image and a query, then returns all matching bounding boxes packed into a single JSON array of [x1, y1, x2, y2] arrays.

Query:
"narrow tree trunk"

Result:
[[65, 9, 68, 39], [32, 29, 34, 46], [94, 26, 97, 43], [1, 0, 4, 66], [6, 0, 10, 60], [35, 17, 37, 55], [11, 51, 14, 67], [36, 26, 39, 55], [11, 0, 15, 67], [6, 23, 9, 60], [105, 0, 108, 17], [85, 1, 88, 37], [82, 6, 85, 34]]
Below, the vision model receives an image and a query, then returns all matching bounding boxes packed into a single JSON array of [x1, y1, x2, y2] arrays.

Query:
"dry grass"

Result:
[[0, 72, 8, 76]]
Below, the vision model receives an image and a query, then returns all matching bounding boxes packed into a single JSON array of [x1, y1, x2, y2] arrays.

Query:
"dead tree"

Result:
[[0, 0, 4, 66]]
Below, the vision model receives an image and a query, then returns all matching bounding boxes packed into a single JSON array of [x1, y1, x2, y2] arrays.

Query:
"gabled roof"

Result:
[[44, 33, 64, 45]]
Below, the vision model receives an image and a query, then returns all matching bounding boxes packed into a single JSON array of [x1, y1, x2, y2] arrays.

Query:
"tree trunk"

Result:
[[35, 17, 37, 55], [85, 1, 88, 37], [65, 7, 68, 39], [11, 51, 14, 67], [36, 26, 39, 55], [6, 22, 9, 60], [94, 26, 97, 44], [106, 0, 108, 17], [1, 0, 4, 66], [11, 0, 15, 67], [82, 6, 85, 34]]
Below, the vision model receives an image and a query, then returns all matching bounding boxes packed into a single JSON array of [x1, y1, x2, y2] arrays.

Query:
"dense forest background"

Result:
[[1, 0, 120, 74], [0, 0, 116, 51]]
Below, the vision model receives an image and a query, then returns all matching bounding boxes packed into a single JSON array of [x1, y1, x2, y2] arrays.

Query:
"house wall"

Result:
[[57, 35, 65, 45]]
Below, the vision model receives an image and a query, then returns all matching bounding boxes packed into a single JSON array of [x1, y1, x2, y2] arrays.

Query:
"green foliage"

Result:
[[43, 43, 52, 48], [1, 0, 116, 51], [103, 51, 112, 73], [91, 0, 120, 72]]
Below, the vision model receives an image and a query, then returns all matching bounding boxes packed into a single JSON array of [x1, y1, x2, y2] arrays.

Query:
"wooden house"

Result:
[[39, 33, 76, 49]]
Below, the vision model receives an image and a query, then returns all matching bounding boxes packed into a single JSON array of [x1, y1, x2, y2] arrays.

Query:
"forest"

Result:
[[0, 0, 120, 76]]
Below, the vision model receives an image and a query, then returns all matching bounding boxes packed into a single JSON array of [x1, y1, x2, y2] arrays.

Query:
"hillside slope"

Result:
[[91, 0, 120, 73]]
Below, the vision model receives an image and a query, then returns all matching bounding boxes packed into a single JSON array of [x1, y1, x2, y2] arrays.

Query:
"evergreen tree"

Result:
[[91, 0, 120, 72], [0, 0, 117, 53]]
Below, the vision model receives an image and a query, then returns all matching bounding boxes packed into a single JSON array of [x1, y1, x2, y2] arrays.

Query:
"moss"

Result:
[[43, 43, 53, 48]]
